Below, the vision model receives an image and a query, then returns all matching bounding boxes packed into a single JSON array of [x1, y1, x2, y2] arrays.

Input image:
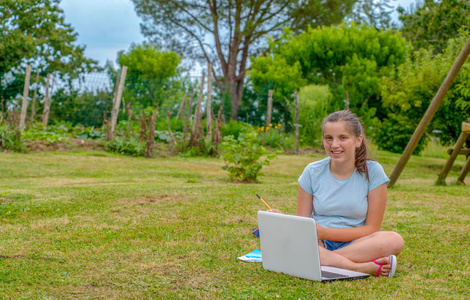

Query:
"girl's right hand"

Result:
[[267, 209, 282, 214]]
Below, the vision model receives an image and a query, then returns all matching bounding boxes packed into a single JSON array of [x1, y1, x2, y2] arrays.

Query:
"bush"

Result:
[[294, 84, 331, 147], [220, 128, 278, 182], [156, 117, 183, 132], [221, 121, 252, 140], [21, 123, 70, 144], [256, 124, 294, 150], [76, 127, 105, 140], [179, 137, 218, 157], [375, 114, 428, 155], [103, 136, 146, 156], [0, 124, 25, 152]]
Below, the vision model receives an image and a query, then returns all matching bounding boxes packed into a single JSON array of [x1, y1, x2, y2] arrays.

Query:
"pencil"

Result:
[[256, 194, 272, 210]]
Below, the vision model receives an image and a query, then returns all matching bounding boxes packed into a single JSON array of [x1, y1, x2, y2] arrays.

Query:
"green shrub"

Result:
[[21, 123, 70, 144], [76, 127, 105, 140], [375, 113, 428, 154], [294, 84, 331, 147], [220, 128, 278, 182], [156, 117, 183, 132], [103, 136, 146, 156], [256, 124, 294, 150], [0, 124, 25, 152], [221, 121, 252, 140], [179, 137, 218, 157]]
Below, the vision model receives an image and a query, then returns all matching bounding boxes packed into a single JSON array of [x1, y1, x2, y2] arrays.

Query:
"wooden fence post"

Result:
[[294, 91, 299, 155], [176, 91, 187, 119], [388, 36, 470, 188], [188, 87, 194, 124], [20, 65, 31, 129], [42, 73, 51, 128], [190, 72, 205, 147], [206, 64, 213, 140], [30, 69, 40, 123], [192, 72, 205, 135], [266, 90, 273, 127], [145, 109, 157, 158], [108, 66, 127, 140]]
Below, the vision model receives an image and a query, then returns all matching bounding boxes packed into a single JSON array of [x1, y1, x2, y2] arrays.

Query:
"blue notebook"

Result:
[[237, 249, 262, 262]]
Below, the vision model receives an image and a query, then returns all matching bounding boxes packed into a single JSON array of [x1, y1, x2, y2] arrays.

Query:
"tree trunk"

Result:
[[229, 76, 245, 122]]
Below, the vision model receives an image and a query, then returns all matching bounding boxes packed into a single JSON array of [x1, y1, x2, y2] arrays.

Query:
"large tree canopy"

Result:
[[249, 23, 409, 127], [131, 0, 357, 121], [0, 0, 98, 106], [114, 43, 184, 112], [398, 0, 470, 54], [0, 0, 97, 75]]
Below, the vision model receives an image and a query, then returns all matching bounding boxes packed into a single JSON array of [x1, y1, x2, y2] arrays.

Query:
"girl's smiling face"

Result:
[[322, 121, 363, 165]]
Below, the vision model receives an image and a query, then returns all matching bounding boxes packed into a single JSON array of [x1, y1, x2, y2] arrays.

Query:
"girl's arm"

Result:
[[296, 185, 313, 217], [300, 184, 388, 242]]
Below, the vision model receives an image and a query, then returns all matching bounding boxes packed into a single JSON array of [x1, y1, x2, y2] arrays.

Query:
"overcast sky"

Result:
[[61, 0, 145, 68], [61, 0, 416, 69]]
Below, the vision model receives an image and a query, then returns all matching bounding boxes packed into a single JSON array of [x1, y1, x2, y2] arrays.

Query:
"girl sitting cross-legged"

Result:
[[269, 110, 404, 277]]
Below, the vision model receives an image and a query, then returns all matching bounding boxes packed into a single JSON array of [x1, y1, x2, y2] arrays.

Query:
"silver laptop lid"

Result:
[[258, 211, 323, 281]]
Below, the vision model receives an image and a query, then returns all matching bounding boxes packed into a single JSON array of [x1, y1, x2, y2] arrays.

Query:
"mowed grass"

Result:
[[0, 149, 469, 299]]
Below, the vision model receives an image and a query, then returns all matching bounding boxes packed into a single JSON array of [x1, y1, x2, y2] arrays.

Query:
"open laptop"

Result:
[[257, 211, 370, 281]]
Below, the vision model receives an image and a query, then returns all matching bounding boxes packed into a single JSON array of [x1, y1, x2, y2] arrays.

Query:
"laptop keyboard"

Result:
[[321, 270, 346, 279]]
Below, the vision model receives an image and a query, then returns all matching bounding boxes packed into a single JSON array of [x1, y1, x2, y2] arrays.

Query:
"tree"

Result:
[[131, 0, 358, 121], [0, 0, 98, 105], [248, 53, 306, 128], [377, 33, 470, 153], [114, 43, 184, 112], [398, 0, 470, 54], [249, 23, 409, 126]]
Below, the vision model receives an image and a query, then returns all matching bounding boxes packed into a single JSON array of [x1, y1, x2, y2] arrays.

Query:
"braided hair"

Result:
[[322, 110, 371, 180]]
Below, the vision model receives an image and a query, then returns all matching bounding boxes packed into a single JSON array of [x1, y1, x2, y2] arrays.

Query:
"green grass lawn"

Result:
[[0, 149, 469, 298]]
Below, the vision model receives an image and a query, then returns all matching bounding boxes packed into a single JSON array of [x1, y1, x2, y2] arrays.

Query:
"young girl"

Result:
[[271, 110, 404, 277]]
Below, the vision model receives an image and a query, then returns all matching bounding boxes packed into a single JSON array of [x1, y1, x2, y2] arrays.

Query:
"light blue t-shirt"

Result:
[[298, 157, 389, 229]]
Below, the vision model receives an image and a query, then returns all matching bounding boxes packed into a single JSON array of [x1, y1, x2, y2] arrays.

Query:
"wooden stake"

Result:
[[206, 64, 213, 140], [213, 104, 224, 145], [192, 72, 205, 136], [108, 66, 127, 140], [20, 65, 31, 129], [266, 90, 273, 127], [176, 91, 187, 119], [42, 73, 51, 128], [388, 36, 470, 188], [145, 109, 157, 158], [30, 69, 40, 123], [188, 87, 194, 124]]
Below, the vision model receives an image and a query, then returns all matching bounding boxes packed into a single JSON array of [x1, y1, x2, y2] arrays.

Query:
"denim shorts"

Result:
[[323, 240, 352, 251]]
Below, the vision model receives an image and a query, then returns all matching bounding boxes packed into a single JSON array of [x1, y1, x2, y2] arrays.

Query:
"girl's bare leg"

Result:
[[318, 231, 404, 276], [319, 246, 394, 277], [334, 231, 404, 263]]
